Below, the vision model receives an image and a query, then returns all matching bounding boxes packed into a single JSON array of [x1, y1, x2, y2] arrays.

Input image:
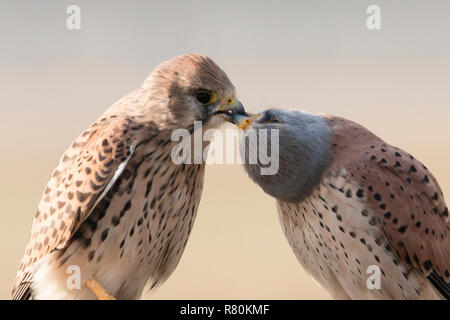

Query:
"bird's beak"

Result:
[[228, 112, 258, 130], [213, 99, 248, 122]]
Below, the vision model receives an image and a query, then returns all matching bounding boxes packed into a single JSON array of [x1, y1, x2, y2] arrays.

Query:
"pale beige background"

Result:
[[1, 0, 449, 299]]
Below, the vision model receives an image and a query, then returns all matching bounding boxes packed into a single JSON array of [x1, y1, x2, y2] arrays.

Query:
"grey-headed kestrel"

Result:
[[229, 109, 449, 299], [12, 54, 246, 300]]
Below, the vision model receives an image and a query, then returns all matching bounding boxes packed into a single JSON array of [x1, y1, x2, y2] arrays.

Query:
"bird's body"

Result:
[[12, 54, 245, 299], [235, 110, 449, 299], [24, 125, 204, 300]]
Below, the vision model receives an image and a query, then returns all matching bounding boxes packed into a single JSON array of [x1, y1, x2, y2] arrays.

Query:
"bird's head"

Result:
[[142, 54, 246, 131], [228, 108, 332, 202]]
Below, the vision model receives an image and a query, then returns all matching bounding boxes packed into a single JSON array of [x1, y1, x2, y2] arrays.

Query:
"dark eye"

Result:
[[265, 118, 282, 123], [260, 112, 282, 124], [195, 91, 213, 104]]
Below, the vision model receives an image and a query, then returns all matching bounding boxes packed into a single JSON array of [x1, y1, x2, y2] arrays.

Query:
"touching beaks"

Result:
[[228, 112, 261, 130], [213, 99, 248, 122]]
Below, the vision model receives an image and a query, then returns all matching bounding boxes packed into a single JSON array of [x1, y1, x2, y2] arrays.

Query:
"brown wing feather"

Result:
[[325, 116, 450, 282], [11, 116, 141, 298]]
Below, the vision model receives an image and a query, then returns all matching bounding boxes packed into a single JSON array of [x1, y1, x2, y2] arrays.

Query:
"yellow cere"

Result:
[[238, 118, 254, 130]]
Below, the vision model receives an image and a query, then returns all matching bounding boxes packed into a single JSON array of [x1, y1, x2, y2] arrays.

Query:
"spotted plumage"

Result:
[[12, 54, 245, 299], [234, 109, 449, 299]]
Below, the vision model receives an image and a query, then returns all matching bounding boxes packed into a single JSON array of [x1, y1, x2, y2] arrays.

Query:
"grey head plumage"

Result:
[[234, 109, 332, 203]]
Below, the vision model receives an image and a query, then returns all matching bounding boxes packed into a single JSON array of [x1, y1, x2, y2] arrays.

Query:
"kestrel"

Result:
[[12, 54, 245, 300], [230, 109, 449, 299]]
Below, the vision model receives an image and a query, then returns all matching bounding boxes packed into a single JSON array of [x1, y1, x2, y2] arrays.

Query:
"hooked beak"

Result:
[[228, 112, 259, 130], [213, 99, 248, 122]]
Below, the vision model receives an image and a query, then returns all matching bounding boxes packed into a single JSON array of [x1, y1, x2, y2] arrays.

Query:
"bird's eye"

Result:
[[259, 112, 282, 124], [195, 90, 216, 105], [265, 118, 282, 123]]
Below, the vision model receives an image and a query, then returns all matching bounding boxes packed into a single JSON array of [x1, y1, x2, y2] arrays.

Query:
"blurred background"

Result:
[[1, 0, 449, 299]]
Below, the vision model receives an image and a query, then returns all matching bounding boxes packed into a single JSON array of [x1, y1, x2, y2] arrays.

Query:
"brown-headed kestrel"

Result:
[[12, 54, 245, 300], [230, 109, 449, 299]]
